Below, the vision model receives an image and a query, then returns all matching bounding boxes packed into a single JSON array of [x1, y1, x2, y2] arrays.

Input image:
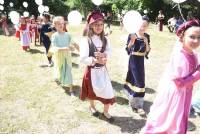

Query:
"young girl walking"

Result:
[[79, 11, 115, 122], [124, 16, 150, 116], [140, 19, 200, 134], [51, 16, 78, 96], [19, 16, 31, 51]]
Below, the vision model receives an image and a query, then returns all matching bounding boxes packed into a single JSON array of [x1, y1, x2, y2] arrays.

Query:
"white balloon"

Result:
[[23, 11, 29, 17], [123, 10, 142, 33], [9, 2, 14, 7], [9, 11, 20, 24], [172, 0, 187, 3], [0, 0, 4, 4], [35, 0, 43, 5], [122, 10, 126, 15], [0, 5, 4, 10], [44, 6, 49, 12], [68, 10, 82, 26], [23, 2, 28, 8], [38, 5, 45, 14], [144, 10, 148, 14], [91, 0, 103, 6]]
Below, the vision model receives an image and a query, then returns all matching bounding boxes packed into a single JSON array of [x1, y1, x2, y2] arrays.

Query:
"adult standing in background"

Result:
[[157, 10, 165, 31], [0, 15, 10, 36]]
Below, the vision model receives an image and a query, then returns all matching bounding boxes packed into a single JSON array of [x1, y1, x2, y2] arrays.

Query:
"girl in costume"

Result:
[[19, 16, 31, 51], [124, 16, 150, 117], [79, 11, 115, 122], [141, 19, 200, 134], [51, 16, 78, 96]]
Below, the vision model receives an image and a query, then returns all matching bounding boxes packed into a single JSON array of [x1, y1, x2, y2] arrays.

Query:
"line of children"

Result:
[[79, 11, 115, 122], [123, 15, 150, 117], [141, 19, 200, 134]]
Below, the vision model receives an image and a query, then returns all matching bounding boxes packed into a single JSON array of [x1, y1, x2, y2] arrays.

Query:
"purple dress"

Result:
[[141, 43, 199, 134]]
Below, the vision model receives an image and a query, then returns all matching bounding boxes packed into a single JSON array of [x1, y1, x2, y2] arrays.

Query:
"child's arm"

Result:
[[173, 66, 200, 88], [127, 34, 136, 49]]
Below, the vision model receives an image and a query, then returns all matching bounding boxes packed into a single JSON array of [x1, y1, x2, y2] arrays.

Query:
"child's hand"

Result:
[[128, 34, 136, 48], [97, 57, 107, 65], [94, 52, 107, 58], [69, 46, 75, 51]]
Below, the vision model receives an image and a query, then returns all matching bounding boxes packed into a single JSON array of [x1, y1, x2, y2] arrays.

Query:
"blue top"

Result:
[[51, 32, 71, 47]]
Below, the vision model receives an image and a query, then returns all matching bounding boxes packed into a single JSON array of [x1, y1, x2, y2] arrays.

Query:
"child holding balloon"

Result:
[[79, 11, 115, 122], [140, 19, 200, 134], [123, 15, 150, 117]]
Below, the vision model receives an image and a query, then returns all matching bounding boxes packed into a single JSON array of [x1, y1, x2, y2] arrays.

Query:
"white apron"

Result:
[[91, 66, 114, 99]]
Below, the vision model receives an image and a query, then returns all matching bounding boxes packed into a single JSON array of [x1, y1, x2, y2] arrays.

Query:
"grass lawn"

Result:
[[0, 23, 199, 134]]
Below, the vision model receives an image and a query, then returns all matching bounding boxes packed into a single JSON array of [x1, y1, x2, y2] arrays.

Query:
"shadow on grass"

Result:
[[116, 96, 129, 105], [72, 62, 79, 68], [72, 53, 79, 57], [145, 87, 156, 94], [62, 85, 81, 98], [111, 81, 123, 92], [39, 64, 49, 68], [28, 48, 44, 54], [107, 116, 146, 133], [143, 100, 153, 114], [188, 121, 196, 131]]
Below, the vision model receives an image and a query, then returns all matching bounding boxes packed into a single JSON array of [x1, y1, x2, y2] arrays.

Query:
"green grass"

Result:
[[0, 23, 199, 134]]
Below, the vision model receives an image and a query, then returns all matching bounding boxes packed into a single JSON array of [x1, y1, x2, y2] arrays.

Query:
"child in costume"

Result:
[[51, 16, 78, 96], [79, 11, 115, 122], [41, 13, 54, 66], [140, 19, 200, 134], [19, 16, 31, 51], [124, 16, 150, 116]]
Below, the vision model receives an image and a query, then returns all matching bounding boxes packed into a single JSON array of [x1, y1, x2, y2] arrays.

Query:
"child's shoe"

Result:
[[89, 107, 100, 117], [100, 112, 114, 123]]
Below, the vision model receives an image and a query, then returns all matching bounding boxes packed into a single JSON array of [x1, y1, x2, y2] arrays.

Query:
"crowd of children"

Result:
[[1, 10, 200, 133]]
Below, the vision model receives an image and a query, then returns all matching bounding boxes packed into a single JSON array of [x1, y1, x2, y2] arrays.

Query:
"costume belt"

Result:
[[131, 51, 146, 56]]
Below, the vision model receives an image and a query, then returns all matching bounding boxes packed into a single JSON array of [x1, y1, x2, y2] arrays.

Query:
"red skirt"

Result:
[[80, 67, 115, 105]]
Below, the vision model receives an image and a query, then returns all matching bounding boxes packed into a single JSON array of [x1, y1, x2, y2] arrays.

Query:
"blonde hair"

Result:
[[52, 16, 64, 27]]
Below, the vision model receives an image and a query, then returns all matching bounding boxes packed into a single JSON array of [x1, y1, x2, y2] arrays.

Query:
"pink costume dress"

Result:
[[140, 43, 200, 134]]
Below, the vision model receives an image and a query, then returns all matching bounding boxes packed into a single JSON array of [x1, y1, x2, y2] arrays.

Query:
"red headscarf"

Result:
[[176, 19, 200, 37]]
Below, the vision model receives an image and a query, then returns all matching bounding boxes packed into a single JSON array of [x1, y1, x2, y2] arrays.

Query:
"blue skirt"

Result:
[[124, 55, 145, 97]]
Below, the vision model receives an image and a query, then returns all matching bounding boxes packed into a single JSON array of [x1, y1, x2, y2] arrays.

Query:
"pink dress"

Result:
[[141, 43, 199, 134]]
